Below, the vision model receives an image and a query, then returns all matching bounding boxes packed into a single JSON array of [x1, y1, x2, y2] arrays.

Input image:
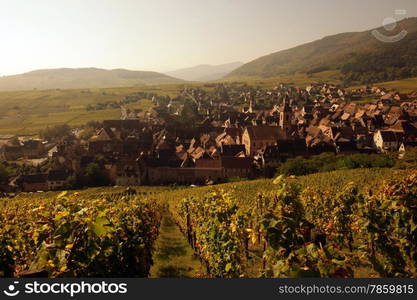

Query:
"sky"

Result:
[[0, 0, 416, 76]]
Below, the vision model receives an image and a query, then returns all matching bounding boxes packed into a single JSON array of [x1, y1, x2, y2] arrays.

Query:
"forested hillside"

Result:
[[228, 18, 417, 85]]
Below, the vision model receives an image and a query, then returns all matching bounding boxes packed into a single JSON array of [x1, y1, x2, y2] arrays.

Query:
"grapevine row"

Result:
[[173, 171, 417, 277], [0, 190, 163, 277]]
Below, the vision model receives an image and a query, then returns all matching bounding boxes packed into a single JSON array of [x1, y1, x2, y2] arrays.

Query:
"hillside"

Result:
[[3, 168, 414, 278], [166, 62, 243, 81], [0, 68, 183, 91], [154, 168, 412, 207], [227, 18, 417, 84]]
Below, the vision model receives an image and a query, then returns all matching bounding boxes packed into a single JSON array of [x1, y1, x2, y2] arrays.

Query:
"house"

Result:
[[254, 138, 307, 169], [394, 93, 408, 101], [1, 145, 21, 160], [215, 127, 243, 147], [242, 126, 285, 156], [398, 141, 417, 158], [276, 139, 308, 160], [388, 120, 417, 141], [113, 161, 142, 186], [143, 154, 252, 185], [301, 105, 314, 117], [255, 145, 280, 169], [48, 146, 58, 158], [335, 139, 357, 154], [18, 174, 48, 192], [0, 140, 45, 161], [221, 156, 252, 178], [88, 127, 120, 154], [221, 144, 246, 157], [22, 140, 46, 158], [373, 130, 403, 152], [47, 170, 71, 190]]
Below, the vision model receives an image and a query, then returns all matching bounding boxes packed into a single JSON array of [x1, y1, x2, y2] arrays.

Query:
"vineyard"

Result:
[[0, 168, 416, 278], [155, 168, 412, 207], [165, 168, 417, 277], [0, 188, 163, 277]]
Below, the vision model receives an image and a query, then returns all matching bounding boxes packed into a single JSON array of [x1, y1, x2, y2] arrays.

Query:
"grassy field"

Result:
[[228, 72, 417, 93], [222, 70, 343, 88], [0, 84, 191, 135], [367, 77, 417, 93], [349, 77, 417, 93]]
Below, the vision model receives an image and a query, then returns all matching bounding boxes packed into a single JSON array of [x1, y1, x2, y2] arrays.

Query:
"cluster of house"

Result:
[[0, 138, 46, 161], [2, 82, 417, 192]]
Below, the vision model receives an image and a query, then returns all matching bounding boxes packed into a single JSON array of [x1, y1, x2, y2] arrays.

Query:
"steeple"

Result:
[[279, 96, 292, 138], [249, 99, 253, 113]]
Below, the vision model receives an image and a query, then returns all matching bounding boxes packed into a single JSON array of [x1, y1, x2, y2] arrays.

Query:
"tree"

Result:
[[9, 136, 20, 146], [278, 156, 318, 176], [180, 100, 199, 124], [40, 124, 72, 141], [0, 165, 9, 183], [84, 163, 109, 187], [78, 127, 96, 141], [65, 174, 78, 189]]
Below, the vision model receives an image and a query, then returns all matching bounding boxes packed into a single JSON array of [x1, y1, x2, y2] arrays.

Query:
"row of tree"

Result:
[[276, 151, 417, 177]]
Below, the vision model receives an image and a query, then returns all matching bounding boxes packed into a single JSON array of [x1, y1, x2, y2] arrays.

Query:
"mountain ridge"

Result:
[[166, 62, 243, 81], [227, 17, 417, 84], [0, 67, 183, 91]]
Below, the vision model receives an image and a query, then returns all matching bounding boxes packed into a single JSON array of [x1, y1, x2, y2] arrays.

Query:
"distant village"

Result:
[[1, 82, 417, 193]]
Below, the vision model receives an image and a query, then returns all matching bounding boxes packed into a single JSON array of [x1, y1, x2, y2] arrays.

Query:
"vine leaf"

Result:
[[90, 216, 113, 237]]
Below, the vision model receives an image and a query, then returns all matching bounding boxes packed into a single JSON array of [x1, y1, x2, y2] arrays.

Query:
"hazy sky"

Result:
[[0, 0, 416, 76]]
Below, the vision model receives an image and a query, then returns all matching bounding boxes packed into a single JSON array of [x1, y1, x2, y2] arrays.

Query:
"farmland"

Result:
[[0, 84, 187, 135], [1, 168, 416, 278], [350, 76, 417, 94], [222, 70, 343, 88]]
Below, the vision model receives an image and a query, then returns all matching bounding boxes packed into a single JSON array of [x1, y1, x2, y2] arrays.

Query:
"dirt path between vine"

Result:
[[149, 212, 205, 277]]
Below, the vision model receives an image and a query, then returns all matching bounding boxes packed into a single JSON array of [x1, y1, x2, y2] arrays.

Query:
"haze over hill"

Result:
[[227, 18, 417, 84], [0, 68, 183, 91], [166, 62, 243, 81]]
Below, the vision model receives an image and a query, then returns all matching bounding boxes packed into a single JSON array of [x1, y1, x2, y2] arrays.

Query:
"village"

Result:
[[1, 82, 417, 193]]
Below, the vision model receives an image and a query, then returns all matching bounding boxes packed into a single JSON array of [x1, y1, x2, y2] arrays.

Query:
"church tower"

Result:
[[279, 97, 292, 138], [248, 99, 253, 113]]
